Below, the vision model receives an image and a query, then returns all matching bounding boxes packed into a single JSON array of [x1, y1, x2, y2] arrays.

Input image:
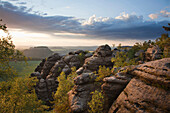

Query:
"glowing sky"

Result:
[[0, 0, 170, 46]]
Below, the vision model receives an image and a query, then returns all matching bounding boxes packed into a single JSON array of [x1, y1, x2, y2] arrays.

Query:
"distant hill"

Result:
[[49, 46, 98, 55], [23, 46, 53, 59]]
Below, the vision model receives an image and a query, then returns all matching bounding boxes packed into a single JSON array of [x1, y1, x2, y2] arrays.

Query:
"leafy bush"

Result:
[[155, 34, 170, 58], [54, 67, 78, 113], [95, 66, 111, 82], [88, 90, 104, 113], [77, 52, 86, 65], [0, 77, 46, 113]]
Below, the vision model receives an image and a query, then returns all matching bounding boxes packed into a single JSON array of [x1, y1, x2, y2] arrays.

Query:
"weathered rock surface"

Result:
[[68, 44, 115, 113], [41, 53, 61, 79], [145, 45, 162, 61], [109, 58, 170, 113], [68, 72, 98, 113], [34, 58, 46, 73], [102, 74, 132, 112], [34, 53, 83, 103], [32, 44, 169, 113]]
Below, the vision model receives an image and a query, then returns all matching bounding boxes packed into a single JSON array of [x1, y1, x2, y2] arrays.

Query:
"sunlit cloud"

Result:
[[149, 14, 159, 19], [65, 6, 70, 9], [149, 10, 170, 20]]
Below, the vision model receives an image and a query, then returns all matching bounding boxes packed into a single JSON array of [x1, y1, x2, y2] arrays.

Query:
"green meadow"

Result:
[[9, 61, 41, 77]]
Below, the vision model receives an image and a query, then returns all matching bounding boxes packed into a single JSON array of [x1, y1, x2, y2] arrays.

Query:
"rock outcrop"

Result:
[[33, 50, 90, 104], [68, 44, 114, 113], [102, 72, 132, 112], [34, 58, 46, 73], [145, 45, 162, 61], [31, 44, 169, 113], [109, 58, 170, 113]]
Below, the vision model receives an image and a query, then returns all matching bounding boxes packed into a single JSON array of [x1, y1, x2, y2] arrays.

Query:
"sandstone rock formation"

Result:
[[31, 44, 169, 113], [33, 50, 90, 104], [109, 58, 170, 113], [145, 45, 162, 61], [34, 58, 46, 73], [68, 44, 115, 113], [102, 73, 132, 112]]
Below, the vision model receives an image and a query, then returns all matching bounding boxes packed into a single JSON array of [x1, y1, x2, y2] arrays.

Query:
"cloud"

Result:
[[9, 0, 19, 1], [0, 1, 169, 41], [65, 6, 70, 9], [17, 2, 27, 5], [0, 1, 81, 33], [81, 13, 168, 40], [148, 14, 159, 19], [149, 10, 170, 19], [160, 10, 170, 17]]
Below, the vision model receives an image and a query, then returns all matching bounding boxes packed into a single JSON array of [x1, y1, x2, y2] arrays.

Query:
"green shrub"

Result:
[[88, 90, 104, 113], [78, 52, 86, 65], [0, 77, 46, 113], [95, 66, 111, 82], [54, 67, 78, 113]]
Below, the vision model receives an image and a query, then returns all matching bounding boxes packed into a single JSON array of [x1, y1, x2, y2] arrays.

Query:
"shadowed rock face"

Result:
[[33, 50, 89, 104], [41, 53, 61, 79], [109, 58, 170, 113], [34, 59, 46, 73]]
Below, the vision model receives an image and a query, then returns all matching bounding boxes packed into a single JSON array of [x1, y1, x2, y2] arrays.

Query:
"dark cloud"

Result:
[[0, 1, 169, 41], [2, 1, 18, 10], [0, 1, 81, 33]]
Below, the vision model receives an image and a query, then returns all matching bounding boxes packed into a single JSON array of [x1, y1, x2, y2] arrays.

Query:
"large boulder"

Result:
[[41, 53, 61, 79], [68, 72, 98, 113], [145, 45, 162, 61], [102, 74, 132, 112], [93, 44, 112, 57], [109, 58, 170, 113]]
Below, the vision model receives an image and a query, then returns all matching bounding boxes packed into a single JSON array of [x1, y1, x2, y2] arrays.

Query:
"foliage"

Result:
[[54, 67, 78, 113], [88, 90, 104, 113], [0, 77, 46, 113], [95, 66, 111, 82], [112, 51, 129, 67], [0, 20, 25, 80], [112, 32, 169, 68], [78, 52, 86, 65], [155, 34, 170, 58], [117, 43, 122, 50]]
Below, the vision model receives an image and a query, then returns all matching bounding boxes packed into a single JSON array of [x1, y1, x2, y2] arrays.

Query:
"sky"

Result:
[[0, 0, 170, 47]]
